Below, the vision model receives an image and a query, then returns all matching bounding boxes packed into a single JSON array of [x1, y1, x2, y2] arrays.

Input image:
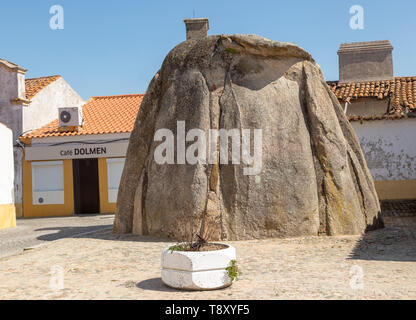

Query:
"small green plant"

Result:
[[226, 260, 240, 282], [226, 47, 238, 54], [168, 243, 190, 252], [168, 235, 207, 253]]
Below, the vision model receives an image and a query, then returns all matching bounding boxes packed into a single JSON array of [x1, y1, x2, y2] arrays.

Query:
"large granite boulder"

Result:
[[113, 34, 383, 240]]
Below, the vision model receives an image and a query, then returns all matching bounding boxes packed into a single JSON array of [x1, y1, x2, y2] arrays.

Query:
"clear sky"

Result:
[[1, 0, 415, 100]]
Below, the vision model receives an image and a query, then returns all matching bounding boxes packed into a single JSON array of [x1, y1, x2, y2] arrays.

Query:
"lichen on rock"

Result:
[[113, 34, 383, 240]]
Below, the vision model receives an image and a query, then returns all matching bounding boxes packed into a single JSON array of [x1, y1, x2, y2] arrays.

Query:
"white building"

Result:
[[20, 94, 143, 217], [0, 122, 16, 229], [0, 58, 84, 217], [328, 41, 416, 200]]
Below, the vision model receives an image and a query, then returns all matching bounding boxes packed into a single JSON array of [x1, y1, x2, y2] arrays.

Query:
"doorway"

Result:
[[73, 158, 100, 214]]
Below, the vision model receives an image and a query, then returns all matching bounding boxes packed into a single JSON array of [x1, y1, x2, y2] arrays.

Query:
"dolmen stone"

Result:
[[113, 34, 383, 240]]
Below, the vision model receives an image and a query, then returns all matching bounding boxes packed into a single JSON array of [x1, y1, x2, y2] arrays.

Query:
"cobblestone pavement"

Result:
[[0, 215, 114, 259], [381, 200, 416, 217], [0, 215, 415, 300]]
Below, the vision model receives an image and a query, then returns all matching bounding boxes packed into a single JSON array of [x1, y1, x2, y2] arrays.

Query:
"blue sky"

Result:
[[1, 0, 415, 100]]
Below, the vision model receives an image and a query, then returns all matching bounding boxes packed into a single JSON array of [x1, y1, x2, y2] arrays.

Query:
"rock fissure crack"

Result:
[[114, 34, 383, 240]]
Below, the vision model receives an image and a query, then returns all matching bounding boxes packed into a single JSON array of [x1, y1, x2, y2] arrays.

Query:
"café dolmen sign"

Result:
[[60, 146, 107, 157], [25, 142, 129, 161]]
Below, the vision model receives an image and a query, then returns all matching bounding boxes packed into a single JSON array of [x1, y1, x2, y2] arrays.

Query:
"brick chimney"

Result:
[[183, 18, 209, 41], [338, 40, 394, 83]]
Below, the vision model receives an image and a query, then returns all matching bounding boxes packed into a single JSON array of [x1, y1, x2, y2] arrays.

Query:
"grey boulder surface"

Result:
[[113, 34, 383, 240]]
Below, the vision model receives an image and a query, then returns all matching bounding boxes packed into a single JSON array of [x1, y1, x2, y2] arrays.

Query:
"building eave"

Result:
[[0, 59, 27, 74], [11, 97, 32, 106]]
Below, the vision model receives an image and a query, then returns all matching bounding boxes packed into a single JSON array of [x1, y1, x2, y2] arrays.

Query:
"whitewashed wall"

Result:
[[0, 64, 24, 210], [0, 123, 14, 205], [1, 65, 84, 212], [351, 118, 416, 180], [22, 77, 84, 133], [0, 66, 24, 142]]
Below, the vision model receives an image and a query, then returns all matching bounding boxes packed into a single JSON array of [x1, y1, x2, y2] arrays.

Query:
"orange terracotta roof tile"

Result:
[[25, 75, 61, 99], [346, 113, 414, 122], [327, 77, 416, 114], [23, 94, 144, 139]]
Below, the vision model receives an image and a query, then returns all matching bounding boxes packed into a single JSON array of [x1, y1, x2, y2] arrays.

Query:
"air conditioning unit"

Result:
[[58, 107, 83, 127]]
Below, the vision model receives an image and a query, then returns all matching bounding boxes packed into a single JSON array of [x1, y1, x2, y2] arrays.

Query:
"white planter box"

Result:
[[161, 243, 236, 290]]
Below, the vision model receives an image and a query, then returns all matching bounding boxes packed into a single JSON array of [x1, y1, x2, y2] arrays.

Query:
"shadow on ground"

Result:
[[348, 209, 416, 262], [34, 203, 416, 262], [136, 278, 177, 292], [135, 277, 232, 293], [36, 226, 171, 243]]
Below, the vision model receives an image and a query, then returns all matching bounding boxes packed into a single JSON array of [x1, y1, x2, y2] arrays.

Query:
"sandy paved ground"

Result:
[[0, 216, 415, 300], [0, 215, 114, 258]]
